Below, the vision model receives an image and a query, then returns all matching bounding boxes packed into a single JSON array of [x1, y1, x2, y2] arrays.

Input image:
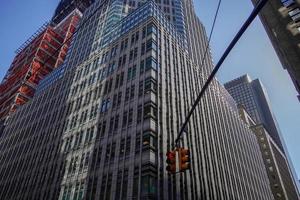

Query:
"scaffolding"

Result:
[[0, 11, 81, 120]]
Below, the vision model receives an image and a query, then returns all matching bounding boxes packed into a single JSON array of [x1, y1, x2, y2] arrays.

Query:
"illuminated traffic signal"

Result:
[[179, 148, 190, 172], [166, 150, 176, 174]]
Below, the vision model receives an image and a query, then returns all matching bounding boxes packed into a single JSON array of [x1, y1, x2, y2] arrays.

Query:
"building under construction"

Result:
[[0, 0, 94, 122]]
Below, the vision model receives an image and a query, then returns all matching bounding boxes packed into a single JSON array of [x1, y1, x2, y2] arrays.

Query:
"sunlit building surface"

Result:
[[0, 1, 276, 199]]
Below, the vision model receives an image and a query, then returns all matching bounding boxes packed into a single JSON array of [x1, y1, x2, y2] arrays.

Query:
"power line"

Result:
[[172, 0, 222, 148], [199, 0, 222, 69], [174, 0, 269, 148]]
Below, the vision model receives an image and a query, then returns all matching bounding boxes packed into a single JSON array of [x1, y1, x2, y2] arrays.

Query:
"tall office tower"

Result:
[[0, 0, 275, 199], [251, 0, 300, 101], [225, 74, 300, 199], [0, 0, 96, 124], [224, 74, 283, 150], [239, 106, 300, 199], [52, 0, 95, 24]]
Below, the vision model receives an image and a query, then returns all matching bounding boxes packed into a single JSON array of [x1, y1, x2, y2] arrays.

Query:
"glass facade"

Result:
[[0, 0, 277, 199]]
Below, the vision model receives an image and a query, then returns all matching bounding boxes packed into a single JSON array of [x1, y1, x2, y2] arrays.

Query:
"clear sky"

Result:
[[0, 0, 299, 180], [195, 0, 300, 180]]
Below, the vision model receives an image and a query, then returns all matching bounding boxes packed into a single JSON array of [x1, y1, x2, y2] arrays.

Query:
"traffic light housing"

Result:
[[166, 151, 176, 174], [179, 148, 190, 172]]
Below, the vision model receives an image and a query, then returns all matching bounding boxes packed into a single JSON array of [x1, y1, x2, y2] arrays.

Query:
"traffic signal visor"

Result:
[[166, 151, 176, 173], [179, 148, 190, 171]]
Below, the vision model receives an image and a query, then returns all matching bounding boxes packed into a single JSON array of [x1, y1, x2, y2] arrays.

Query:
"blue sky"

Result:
[[195, 0, 300, 180], [0, 0, 299, 180]]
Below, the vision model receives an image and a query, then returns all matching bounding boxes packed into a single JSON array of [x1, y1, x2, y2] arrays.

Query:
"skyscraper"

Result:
[[0, 0, 275, 199], [225, 74, 300, 199], [251, 0, 300, 101], [0, 0, 94, 124], [52, 0, 95, 24], [239, 106, 300, 199], [224, 74, 283, 150]]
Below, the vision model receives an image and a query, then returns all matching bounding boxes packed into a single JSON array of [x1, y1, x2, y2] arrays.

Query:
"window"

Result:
[[130, 85, 135, 99], [90, 105, 98, 119], [100, 98, 111, 113], [140, 60, 145, 74], [115, 172, 122, 200], [122, 111, 128, 127], [108, 61, 116, 74], [141, 175, 157, 196], [131, 34, 135, 45], [135, 31, 139, 42], [125, 88, 131, 103], [112, 94, 118, 108], [79, 154, 85, 171], [269, 166, 274, 172], [147, 23, 157, 36], [100, 121, 106, 138], [117, 92, 122, 106], [101, 67, 107, 80], [84, 63, 91, 76], [144, 77, 157, 94], [129, 50, 134, 61], [97, 69, 102, 81], [137, 105, 143, 124], [132, 65, 137, 79], [111, 45, 118, 57], [133, 176, 139, 198], [122, 54, 127, 65], [115, 74, 120, 89], [62, 185, 72, 200], [128, 108, 133, 125], [120, 72, 124, 86], [118, 56, 122, 68], [74, 183, 80, 200], [145, 56, 157, 71], [133, 47, 138, 59], [138, 81, 144, 97], [135, 134, 141, 154], [114, 115, 119, 131], [141, 42, 146, 55], [142, 131, 157, 150], [144, 102, 157, 120], [124, 38, 128, 49], [84, 152, 90, 168], [84, 92, 92, 106], [146, 39, 157, 52], [142, 27, 146, 38], [127, 67, 132, 81], [122, 170, 128, 198], [85, 127, 94, 143], [107, 78, 113, 94], [125, 136, 131, 156], [78, 182, 84, 199], [120, 139, 125, 156], [68, 158, 74, 174], [111, 143, 116, 160], [109, 117, 114, 134], [96, 148, 102, 166], [74, 133, 80, 148]]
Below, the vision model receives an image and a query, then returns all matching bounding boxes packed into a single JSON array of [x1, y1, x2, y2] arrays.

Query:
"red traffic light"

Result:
[[166, 151, 176, 173]]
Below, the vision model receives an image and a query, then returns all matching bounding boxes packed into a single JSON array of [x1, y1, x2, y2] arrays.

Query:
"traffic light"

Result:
[[166, 150, 176, 174], [179, 148, 190, 172]]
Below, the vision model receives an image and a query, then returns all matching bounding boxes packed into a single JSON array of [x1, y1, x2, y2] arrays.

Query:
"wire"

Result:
[[173, 0, 269, 149], [199, 0, 222, 69], [172, 0, 222, 148]]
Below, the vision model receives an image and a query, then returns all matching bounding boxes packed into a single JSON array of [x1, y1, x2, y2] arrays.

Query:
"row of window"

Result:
[[64, 126, 95, 152]]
